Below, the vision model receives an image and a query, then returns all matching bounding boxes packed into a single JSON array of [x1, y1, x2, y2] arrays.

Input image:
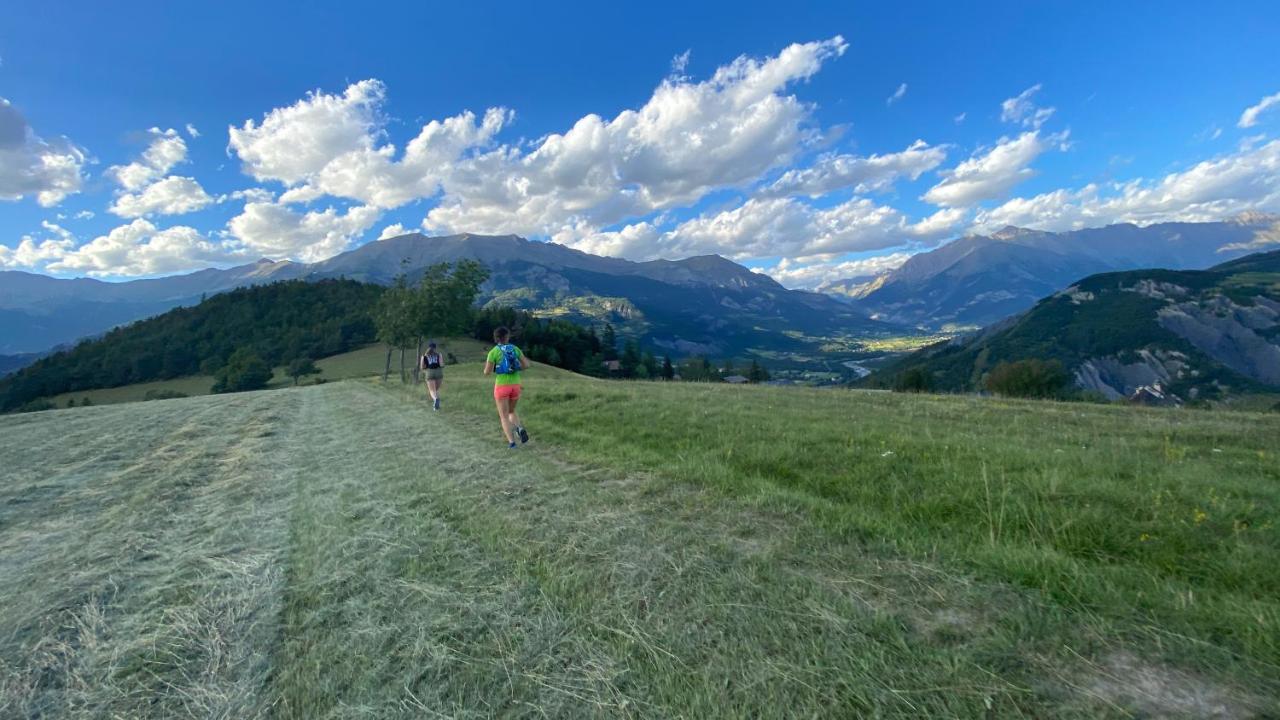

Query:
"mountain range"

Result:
[[865, 248, 1280, 404], [840, 215, 1277, 329], [0, 233, 897, 363]]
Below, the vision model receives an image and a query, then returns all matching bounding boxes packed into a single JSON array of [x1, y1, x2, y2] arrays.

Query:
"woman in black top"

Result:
[[420, 341, 445, 410]]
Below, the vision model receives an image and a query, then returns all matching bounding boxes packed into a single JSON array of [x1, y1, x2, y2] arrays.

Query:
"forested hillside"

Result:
[[0, 280, 381, 411]]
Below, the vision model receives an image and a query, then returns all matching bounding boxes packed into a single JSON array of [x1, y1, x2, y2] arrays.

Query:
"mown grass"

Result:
[[2, 371, 1277, 717]]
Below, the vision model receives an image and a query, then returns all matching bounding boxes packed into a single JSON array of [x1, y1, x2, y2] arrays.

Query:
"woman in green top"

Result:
[[483, 326, 531, 449]]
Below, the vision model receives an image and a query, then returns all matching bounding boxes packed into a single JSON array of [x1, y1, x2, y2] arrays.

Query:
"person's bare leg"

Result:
[[495, 395, 515, 444], [507, 396, 523, 430], [427, 379, 441, 402]]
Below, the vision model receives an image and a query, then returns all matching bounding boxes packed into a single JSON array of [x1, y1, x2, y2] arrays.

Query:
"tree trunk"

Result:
[[399, 346, 407, 383], [413, 336, 423, 383], [383, 345, 393, 382]]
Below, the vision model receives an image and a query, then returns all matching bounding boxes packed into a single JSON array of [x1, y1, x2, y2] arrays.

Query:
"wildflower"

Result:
[[1139, 533, 1151, 542], [1193, 509, 1208, 524], [881, 450, 895, 458]]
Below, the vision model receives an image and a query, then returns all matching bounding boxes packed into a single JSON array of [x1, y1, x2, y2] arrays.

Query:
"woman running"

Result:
[[420, 341, 444, 410], [483, 326, 531, 449]]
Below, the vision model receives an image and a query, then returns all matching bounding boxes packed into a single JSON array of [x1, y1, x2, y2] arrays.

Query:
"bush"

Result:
[[16, 398, 56, 413], [983, 359, 1070, 399], [287, 358, 321, 386], [212, 348, 273, 394], [892, 367, 934, 393], [144, 389, 189, 401]]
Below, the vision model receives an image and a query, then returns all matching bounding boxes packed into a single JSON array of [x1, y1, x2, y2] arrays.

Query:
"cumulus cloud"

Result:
[[107, 127, 189, 190], [0, 98, 87, 207], [185, 123, 200, 138], [227, 201, 380, 261], [1000, 84, 1055, 129], [0, 218, 243, 277], [974, 139, 1280, 231], [109, 175, 215, 217], [424, 37, 849, 237], [1238, 90, 1280, 128], [563, 196, 963, 262], [761, 140, 946, 198], [756, 252, 914, 289], [377, 222, 409, 240], [228, 79, 511, 209], [923, 130, 1068, 207], [886, 83, 907, 106]]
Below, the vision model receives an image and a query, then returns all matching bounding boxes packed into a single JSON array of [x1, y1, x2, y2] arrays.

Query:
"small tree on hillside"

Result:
[[661, 355, 675, 380], [893, 367, 934, 393], [602, 323, 618, 361], [212, 347, 273, 393], [374, 269, 418, 382], [747, 359, 770, 383], [983, 359, 1069, 399], [620, 339, 641, 378], [288, 357, 321, 386]]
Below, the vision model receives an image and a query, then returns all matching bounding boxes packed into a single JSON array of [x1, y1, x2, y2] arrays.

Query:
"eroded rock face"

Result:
[[1074, 349, 1191, 400], [1157, 296, 1280, 385]]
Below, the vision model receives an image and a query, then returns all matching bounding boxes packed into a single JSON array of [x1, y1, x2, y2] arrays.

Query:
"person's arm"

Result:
[[483, 360, 494, 376]]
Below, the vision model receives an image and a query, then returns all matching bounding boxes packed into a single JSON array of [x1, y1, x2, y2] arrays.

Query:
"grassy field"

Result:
[[43, 337, 490, 408], [2, 367, 1278, 717]]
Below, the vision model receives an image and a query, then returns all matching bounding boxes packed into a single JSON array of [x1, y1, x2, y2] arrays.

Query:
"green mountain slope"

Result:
[[0, 280, 381, 411], [867, 249, 1280, 402]]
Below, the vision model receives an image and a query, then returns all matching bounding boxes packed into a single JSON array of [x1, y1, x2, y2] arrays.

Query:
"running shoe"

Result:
[[508, 442, 518, 449], [433, 398, 441, 411], [517, 426, 529, 444]]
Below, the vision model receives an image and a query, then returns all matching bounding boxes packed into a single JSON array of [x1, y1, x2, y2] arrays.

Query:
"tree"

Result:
[[602, 323, 618, 361], [66, 398, 76, 408], [212, 347, 273, 393], [288, 357, 321, 386], [893, 368, 933, 393], [661, 355, 675, 380], [983, 359, 1069, 399], [620, 339, 641, 378], [641, 351, 658, 379], [747, 359, 770, 383], [374, 270, 418, 383]]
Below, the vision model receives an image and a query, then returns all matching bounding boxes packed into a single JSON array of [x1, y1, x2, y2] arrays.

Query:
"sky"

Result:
[[1, 0, 1278, 288]]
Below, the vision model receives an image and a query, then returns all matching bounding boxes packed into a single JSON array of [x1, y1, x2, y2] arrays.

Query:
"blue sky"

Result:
[[2, 0, 1278, 286]]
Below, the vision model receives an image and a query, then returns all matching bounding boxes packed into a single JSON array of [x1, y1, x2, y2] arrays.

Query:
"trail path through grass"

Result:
[[2, 379, 1274, 717]]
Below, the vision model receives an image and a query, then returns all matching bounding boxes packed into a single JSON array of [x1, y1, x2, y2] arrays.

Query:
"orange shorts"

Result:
[[494, 384, 522, 401]]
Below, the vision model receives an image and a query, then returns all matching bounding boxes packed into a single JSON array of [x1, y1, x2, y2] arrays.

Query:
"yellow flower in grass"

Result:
[[1193, 509, 1208, 525], [1139, 533, 1151, 542]]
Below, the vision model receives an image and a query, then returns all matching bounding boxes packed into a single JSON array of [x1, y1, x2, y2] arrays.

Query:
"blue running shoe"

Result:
[[433, 398, 441, 411], [509, 442, 518, 449]]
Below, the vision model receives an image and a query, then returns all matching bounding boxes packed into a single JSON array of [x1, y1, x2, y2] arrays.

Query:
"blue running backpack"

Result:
[[495, 344, 522, 374]]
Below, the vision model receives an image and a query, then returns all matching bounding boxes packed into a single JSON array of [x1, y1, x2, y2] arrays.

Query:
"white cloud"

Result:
[[8, 219, 242, 277], [974, 139, 1280, 231], [109, 175, 215, 217], [0, 97, 87, 207], [73, 210, 95, 220], [1000, 84, 1055, 129], [227, 79, 511, 209], [886, 83, 907, 106], [954, 112, 967, 124], [1238, 90, 1280, 128], [757, 252, 914, 289], [227, 201, 380, 261], [562, 196, 963, 262], [761, 139, 946, 198], [671, 50, 691, 75], [923, 130, 1068, 207], [185, 123, 200, 138], [424, 37, 849, 237], [377, 222, 409, 240], [107, 127, 188, 190]]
